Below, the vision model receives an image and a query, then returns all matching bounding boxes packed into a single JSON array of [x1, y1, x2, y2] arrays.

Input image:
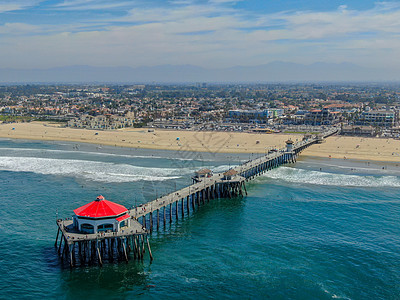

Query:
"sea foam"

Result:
[[0, 147, 207, 161], [0, 156, 195, 183], [261, 166, 400, 187]]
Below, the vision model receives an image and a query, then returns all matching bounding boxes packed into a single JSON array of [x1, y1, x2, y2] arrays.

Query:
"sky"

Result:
[[1, 0, 400, 70]]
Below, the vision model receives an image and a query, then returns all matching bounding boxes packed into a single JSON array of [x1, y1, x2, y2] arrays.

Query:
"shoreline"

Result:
[[1, 122, 400, 163]]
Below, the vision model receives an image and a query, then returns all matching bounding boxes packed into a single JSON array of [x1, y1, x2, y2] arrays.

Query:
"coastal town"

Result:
[[0, 83, 399, 138], [2, 0, 400, 298]]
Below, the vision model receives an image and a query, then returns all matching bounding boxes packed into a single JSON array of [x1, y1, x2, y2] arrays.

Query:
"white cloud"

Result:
[[1, 1, 400, 70], [209, 0, 242, 3], [374, 1, 400, 11], [0, 23, 41, 35], [0, 4, 24, 13], [53, 0, 132, 10], [0, 0, 41, 13], [280, 6, 400, 40], [56, 0, 93, 7]]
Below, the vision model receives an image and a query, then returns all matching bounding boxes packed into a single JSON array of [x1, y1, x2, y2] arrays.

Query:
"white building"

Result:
[[357, 110, 396, 128]]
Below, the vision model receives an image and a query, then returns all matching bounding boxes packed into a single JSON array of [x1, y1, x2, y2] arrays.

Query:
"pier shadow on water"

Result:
[[147, 195, 247, 245], [60, 262, 150, 298]]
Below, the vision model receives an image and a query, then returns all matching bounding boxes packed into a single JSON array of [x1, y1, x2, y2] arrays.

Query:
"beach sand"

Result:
[[1, 122, 400, 162], [0, 122, 302, 153], [302, 135, 400, 162]]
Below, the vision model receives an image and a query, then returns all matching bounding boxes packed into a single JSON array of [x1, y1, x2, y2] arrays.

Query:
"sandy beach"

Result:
[[1, 122, 400, 162], [302, 135, 400, 162], [0, 122, 303, 153]]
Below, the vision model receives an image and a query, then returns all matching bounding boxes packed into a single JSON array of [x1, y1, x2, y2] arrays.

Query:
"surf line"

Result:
[[55, 129, 338, 267]]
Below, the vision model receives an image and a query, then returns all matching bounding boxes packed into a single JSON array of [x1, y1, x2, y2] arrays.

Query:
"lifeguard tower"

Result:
[[285, 139, 294, 152]]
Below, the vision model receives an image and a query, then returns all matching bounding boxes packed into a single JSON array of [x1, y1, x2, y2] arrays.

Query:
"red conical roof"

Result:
[[74, 195, 128, 218]]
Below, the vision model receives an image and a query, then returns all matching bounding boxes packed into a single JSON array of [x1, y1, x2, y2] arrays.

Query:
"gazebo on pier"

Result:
[[55, 195, 152, 267], [222, 169, 238, 180], [193, 168, 213, 183], [72, 195, 131, 234]]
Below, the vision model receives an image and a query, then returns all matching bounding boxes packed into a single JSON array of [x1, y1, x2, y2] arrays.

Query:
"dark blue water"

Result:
[[0, 139, 399, 299]]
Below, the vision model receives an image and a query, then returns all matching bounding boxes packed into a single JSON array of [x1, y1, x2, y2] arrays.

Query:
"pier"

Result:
[[130, 129, 337, 232], [56, 129, 337, 267]]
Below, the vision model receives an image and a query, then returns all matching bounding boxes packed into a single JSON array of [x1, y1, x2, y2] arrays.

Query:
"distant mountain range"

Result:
[[0, 62, 399, 83]]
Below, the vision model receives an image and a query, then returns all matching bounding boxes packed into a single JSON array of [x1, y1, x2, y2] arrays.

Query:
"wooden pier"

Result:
[[126, 129, 338, 233], [55, 129, 337, 267]]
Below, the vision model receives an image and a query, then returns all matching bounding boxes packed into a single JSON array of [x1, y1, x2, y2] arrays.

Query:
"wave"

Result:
[[0, 147, 204, 161], [0, 147, 239, 162], [260, 167, 400, 187], [296, 160, 397, 173], [0, 156, 201, 183], [212, 164, 237, 172]]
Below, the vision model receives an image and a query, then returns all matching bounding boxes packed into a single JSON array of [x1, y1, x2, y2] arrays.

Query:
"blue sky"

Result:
[[1, 0, 400, 69]]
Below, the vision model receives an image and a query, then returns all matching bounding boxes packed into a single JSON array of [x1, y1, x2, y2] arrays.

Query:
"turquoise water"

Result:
[[0, 139, 399, 299]]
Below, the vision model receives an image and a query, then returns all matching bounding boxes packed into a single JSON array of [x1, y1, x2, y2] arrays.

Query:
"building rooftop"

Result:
[[73, 195, 128, 218], [196, 168, 212, 175], [223, 169, 238, 177]]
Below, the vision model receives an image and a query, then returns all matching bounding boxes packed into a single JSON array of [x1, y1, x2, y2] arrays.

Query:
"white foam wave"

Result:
[[0, 156, 194, 183], [212, 165, 236, 172], [1, 147, 233, 162], [296, 160, 395, 173], [0, 147, 203, 161], [261, 167, 400, 187]]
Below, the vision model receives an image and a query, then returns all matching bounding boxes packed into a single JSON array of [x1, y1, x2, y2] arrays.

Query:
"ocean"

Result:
[[0, 138, 399, 299]]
